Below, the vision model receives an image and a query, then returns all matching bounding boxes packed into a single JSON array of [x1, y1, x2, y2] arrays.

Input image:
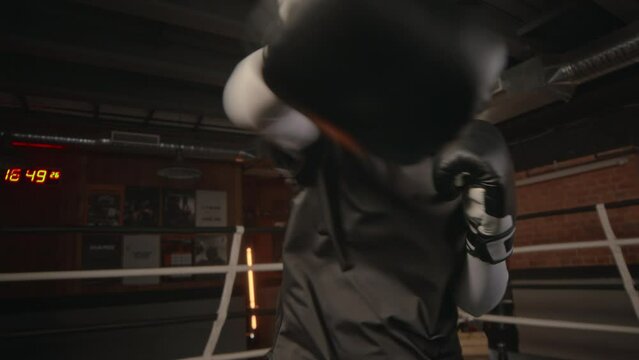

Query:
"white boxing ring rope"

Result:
[[0, 264, 284, 282], [1, 203, 639, 359]]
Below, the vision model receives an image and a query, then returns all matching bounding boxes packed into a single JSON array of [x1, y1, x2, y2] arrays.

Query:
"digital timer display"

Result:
[[2, 168, 62, 185]]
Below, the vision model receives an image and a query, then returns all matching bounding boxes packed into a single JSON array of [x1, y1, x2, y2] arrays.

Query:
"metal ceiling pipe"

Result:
[[478, 22, 639, 123], [9, 132, 255, 161], [549, 25, 639, 85]]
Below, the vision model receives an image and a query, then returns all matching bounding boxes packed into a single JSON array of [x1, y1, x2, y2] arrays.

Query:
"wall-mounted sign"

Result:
[[2, 168, 61, 185], [195, 190, 227, 227]]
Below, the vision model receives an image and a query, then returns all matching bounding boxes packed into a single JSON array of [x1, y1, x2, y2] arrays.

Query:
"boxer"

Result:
[[224, 1, 514, 358]]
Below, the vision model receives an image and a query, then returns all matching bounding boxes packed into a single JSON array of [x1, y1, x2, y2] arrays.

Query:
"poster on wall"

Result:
[[195, 190, 227, 227], [86, 186, 123, 226], [162, 189, 196, 227], [82, 235, 122, 270], [122, 234, 160, 285], [123, 187, 160, 227], [161, 235, 193, 280], [194, 235, 228, 266]]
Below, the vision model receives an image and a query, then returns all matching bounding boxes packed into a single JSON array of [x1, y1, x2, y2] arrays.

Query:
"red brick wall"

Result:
[[237, 152, 639, 271], [509, 151, 639, 270]]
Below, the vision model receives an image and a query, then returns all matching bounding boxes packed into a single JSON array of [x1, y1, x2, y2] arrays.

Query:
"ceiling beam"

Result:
[[144, 110, 156, 126], [505, 37, 535, 61], [193, 115, 205, 131], [517, 3, 574, 36], [71, 0, 246, 40], [499, 65, 639, 142], [1, 34, 232, 87], [0, 53, 226, 118], [592, 0, 639, 23], [16, 95, 30, 112], [481, 0, 538, 22]]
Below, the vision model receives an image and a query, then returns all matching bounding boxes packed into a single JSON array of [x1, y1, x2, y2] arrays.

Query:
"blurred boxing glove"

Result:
[[433, 120, 516, 264], [262, 0, 506, 164]]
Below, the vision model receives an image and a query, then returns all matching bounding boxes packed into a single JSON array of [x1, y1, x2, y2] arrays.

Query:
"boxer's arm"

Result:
[[433, 121, 516, 316], [455, 254, 508, 316], [223, 48, 319, 153]]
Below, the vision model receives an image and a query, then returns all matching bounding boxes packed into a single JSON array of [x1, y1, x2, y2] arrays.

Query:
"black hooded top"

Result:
[[269, 137, 467, 360]]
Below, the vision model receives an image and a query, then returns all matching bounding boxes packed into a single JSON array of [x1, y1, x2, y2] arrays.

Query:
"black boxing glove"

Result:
[[262, 0, 506, 164], [433, 121, 516, 264]]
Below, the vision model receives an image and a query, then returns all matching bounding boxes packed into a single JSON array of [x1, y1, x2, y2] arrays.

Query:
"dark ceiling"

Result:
[[1, 0, 638, 169]]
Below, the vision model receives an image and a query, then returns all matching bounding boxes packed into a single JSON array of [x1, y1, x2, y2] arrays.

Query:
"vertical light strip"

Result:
[[246, 247, 258, 330]]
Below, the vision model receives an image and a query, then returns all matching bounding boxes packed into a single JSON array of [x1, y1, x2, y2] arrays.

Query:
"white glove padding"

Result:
[[223, 48, 319, 152], [464, 187, 514, 263], [278, 0, 305, 23]]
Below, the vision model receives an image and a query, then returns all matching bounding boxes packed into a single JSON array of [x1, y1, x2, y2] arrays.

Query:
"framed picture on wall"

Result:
[[194, 235, 228, 265], [81, 234, 122, 285], [86, 185, 124, 226], [162, 189, 196, 227], [124, 187, 160, 227], [161, 234, 193, 280], [193, 234, 227, 280], [82, 234, 122, 270], [122, 234, 160, 285], [195, 190, 227, 227]]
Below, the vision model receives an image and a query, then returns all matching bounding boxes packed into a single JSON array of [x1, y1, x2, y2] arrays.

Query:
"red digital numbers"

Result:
[[2, 168, 61, 185], [25, 169, 35, 182], [37, 170, 48, 183], [4, 168, 21, 182]]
